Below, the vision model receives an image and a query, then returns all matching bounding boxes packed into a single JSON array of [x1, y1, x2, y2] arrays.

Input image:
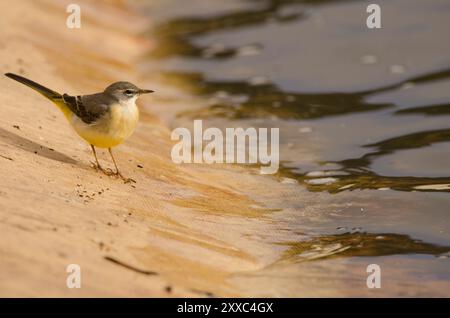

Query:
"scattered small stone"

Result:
[[13, 125, 20, 130], [165, 286, 172, 293], [137, 164, 144, 168]]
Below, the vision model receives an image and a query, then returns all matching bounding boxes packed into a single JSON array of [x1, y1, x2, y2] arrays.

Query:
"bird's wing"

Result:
[[62, 93, 110, 124]]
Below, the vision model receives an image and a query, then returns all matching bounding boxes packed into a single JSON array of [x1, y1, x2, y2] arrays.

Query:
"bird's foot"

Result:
[[102, 168, 116, 176], [91, 162, 135, 183], [119, 174, 136, 184], [91, 161, 101, 170], [113, 170, 136, 184], [91, 162, 115, 176]]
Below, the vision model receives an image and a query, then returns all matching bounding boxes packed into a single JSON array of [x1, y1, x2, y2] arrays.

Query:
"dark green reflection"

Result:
[[395, 103, 450, 116], [149, 0, 350, 60], [157, 67, 450, 121], [148, 0, 450, 194], [165, 72, 392, 120], [279, 232, 450, 262], [281, 128, 450, 193]]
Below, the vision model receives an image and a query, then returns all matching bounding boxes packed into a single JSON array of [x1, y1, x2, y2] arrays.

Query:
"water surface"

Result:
[[139, 0, 450, 296]]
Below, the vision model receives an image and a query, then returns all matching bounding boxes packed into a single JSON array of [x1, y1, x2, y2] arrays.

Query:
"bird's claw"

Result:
[[91, 161, 101, 170], [91, 162, 135, 183], [91, 163, 114, 176], [117, 173, 136, 184]]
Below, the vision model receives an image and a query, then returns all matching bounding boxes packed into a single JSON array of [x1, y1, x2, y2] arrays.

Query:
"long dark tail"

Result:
[[4, 73, 62, 100]]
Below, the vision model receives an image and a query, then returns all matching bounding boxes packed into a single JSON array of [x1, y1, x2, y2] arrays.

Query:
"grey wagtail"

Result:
[[4, 72, 154, 183]]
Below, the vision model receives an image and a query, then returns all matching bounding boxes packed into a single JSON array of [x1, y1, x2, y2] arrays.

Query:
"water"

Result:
[[138, 0, 450, 295]]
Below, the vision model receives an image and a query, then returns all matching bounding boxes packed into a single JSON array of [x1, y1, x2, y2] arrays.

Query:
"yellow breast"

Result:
[[70, 102, 139, 148]]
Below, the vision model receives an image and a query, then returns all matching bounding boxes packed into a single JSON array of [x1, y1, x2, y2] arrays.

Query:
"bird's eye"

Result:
[[124, 90, 134, 96]]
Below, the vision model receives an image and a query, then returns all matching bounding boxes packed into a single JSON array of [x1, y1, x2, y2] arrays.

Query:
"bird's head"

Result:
[[104, 81, 154, 103]]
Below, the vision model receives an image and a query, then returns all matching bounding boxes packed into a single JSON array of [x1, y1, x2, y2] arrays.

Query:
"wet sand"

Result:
[[0, 0, 449, 297]]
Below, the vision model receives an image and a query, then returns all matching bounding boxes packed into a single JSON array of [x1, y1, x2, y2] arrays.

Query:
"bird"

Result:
[[4, 72, 154, 183]]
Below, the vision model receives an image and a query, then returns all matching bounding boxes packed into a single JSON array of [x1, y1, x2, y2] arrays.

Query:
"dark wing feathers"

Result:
[[62, 93, 110, 124]]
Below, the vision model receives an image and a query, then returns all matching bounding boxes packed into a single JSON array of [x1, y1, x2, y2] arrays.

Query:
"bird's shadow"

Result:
[[0, 127, 77, 164]]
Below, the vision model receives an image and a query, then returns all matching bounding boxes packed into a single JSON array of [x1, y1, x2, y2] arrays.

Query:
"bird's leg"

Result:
[[90, 145, 114, 175], [91, 145, 102, 171], [108, 148, 135, 183]]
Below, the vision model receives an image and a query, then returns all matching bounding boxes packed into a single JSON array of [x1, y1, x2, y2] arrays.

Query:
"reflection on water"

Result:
[[149, 0, 308, 60], [159, 71, 393, 119], [142, 0, 450, 295], [280, 232, 450, 262], [145, 0, 450, 193], [281, 128, 450, 192]]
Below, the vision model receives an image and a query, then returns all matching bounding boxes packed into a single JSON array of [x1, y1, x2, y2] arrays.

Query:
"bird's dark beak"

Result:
[[139, 89, 154, 95]]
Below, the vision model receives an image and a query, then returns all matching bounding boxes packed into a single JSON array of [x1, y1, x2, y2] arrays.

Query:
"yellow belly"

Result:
[[70, 103, 139, 148]]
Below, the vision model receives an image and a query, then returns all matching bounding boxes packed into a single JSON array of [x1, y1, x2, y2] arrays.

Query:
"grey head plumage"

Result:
[[104, 81, 154, 102]]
